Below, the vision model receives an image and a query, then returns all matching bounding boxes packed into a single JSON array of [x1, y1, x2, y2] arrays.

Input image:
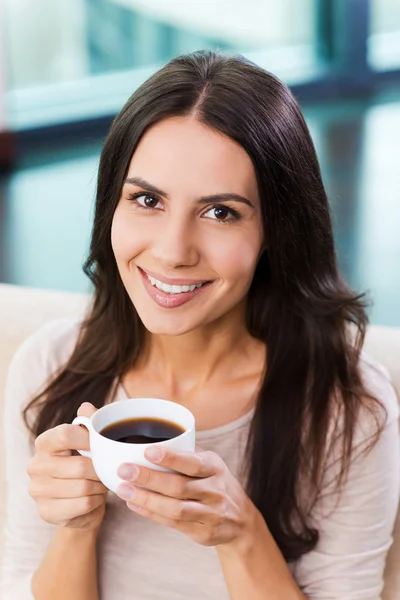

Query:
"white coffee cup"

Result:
[[72, 398, 195, 494]]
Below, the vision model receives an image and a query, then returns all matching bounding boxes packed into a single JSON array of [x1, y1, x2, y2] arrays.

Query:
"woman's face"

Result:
[[111, 116, 264, 336]]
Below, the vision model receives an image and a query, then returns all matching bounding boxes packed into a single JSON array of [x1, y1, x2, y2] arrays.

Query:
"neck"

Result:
[[137, 311, 265, 397]]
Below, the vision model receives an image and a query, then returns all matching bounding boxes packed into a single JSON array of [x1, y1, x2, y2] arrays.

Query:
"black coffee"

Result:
[[100, 417, 185, 444]]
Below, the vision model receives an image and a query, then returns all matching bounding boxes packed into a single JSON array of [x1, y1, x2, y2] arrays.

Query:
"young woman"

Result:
[[2, 50, 399, 600]]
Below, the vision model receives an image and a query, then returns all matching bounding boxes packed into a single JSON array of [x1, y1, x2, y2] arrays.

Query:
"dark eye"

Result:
[[203, 205, 240, 222], [214, 207, 230, 220], [139, 195, 159, 208], [129, 194, 162, 209]]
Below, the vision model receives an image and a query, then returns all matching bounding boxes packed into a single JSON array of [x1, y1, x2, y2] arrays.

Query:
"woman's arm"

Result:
[[28, 403, 107, 599], [217, 506, 307, 600], [116, 446, 308, 599], [32, 528, 99, 600], [217, 361, 399, 600], [291, 361, 400, 599], [0, 320, 84, 599]]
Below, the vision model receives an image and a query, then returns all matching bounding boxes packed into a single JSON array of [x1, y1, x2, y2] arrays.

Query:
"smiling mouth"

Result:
[[137, 266, 215, 309], [139, 268, 212, 295]]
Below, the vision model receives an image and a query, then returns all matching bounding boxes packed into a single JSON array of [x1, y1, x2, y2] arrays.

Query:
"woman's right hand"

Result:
[[27, 402, 108, 531]]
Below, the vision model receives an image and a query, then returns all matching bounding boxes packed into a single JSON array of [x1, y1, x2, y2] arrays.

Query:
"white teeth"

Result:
[[146, 273, 205, 294]]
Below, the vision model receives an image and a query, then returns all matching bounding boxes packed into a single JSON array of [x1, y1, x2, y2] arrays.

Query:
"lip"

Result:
[[138, 266, 210, 287], [138, 267, 213, 309]]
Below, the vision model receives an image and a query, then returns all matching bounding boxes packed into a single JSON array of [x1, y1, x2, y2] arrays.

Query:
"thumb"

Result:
[[77, 402, 98, 418]]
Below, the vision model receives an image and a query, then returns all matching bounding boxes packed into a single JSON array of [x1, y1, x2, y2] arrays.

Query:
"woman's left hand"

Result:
[[116, 447, 255, 548]]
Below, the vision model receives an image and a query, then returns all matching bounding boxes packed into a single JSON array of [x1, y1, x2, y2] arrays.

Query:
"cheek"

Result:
[[111, 208, 144, 264], [211, 232, 262, 288]]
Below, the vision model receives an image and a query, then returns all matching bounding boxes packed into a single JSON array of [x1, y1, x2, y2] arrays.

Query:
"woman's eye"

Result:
[[133, 194, 161, 209], [203, 206, 239, 222]]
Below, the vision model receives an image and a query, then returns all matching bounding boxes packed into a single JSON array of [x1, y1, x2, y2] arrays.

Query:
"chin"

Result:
[[142, 319, 197, 337], [138, 313, 200, 336]]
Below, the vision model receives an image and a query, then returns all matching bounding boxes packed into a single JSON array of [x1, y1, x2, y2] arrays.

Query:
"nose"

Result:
[[151, 213, 200, 269]]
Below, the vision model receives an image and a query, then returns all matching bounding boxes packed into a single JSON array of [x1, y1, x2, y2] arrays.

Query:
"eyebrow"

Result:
[[123, 176, 255, 209]]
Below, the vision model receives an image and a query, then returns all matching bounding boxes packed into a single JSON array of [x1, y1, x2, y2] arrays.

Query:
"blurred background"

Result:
[[0, 0, 399, 325]]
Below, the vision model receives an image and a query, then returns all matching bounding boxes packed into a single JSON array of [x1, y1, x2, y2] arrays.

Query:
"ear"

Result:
[[258, 241, 268, 258]]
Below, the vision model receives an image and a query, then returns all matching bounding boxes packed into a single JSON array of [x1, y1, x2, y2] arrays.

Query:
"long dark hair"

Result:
[[23, 50, 382, 561]]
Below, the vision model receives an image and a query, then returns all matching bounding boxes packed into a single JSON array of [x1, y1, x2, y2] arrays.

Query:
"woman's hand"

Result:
[[116, 447, 256, 549], [27, 402, 108, 531]]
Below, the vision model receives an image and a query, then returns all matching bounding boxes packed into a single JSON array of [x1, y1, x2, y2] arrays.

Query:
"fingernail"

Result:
[[118, 464, 139, 480], [117, 484, 136, 501], [145, 447, 163, 462]]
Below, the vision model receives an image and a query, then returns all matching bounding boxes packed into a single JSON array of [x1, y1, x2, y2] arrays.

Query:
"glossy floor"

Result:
[[1, 88, 400, 326]]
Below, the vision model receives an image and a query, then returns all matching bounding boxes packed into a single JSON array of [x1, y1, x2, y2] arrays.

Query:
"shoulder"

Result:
[[358, 352, 399, 427], [322, 353, 399, 475], [296, 353, 400, 598], [7, 318, 82, 398]]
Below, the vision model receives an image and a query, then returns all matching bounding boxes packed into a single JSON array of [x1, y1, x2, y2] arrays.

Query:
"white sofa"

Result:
[[1, 282, 400, 598]]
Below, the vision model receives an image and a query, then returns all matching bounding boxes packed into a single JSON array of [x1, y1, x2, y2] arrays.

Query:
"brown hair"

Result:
[[23, 50, 383, 561]]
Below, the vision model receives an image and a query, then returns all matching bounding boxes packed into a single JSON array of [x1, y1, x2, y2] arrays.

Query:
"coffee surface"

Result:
[[100, 417, 185, 444]]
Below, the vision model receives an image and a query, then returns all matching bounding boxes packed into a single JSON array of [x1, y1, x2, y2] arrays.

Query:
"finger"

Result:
[[35, 423, 91, 455], [117, 463, 209, 500], [124, 503, 189, 533], [77, 402, 98, 418], [28, 455, 101, 482], [144, 447, 221, 478], [38, 494, 105, 524], [29, 478, 107, 500], [118, 484, 214, 523]]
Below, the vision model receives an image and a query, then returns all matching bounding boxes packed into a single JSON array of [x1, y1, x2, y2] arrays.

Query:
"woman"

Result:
[[1, 50, 399, 600]]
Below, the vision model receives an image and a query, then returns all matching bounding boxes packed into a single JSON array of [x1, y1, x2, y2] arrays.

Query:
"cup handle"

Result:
[[72, 416, 94, 458]]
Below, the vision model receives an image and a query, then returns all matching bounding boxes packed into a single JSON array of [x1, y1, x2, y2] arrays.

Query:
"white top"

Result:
[[1, 318, 399, 600]]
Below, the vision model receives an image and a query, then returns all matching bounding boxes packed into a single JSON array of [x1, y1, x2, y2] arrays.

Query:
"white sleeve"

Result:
[[0, 320, 80, 599], [294, 360, 400, 600]]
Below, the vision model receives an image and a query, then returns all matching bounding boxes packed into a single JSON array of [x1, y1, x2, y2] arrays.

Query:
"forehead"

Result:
[[126, 116, 259, 202]]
